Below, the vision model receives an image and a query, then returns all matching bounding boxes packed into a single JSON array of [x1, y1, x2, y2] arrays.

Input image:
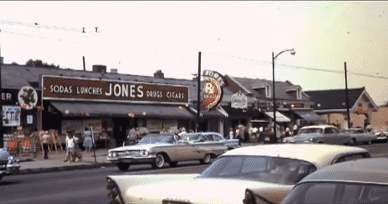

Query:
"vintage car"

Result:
[[106, 144, 370, 204], [283, 125, 352, 145], [0, 148, 21, 181], [342, 127, 376, 144], [107, 132, 240, 171], [374, 128, 388, 143], [281, 158, 388, 204]]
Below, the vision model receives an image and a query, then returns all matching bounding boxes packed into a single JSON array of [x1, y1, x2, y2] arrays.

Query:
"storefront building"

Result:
[[219, 75, 320, 139], [2, 64, 224, 147], [306, 87, 379, 129]]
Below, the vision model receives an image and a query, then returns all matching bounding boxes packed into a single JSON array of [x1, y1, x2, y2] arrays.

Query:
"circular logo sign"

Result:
[[18, 86, 38, 110], [202, 77, 222, 110]]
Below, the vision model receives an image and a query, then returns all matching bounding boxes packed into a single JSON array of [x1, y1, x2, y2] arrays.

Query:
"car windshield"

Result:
[[200, 156, 317, 185], [137, 134, 176, 144], [298, 128, 323, 134]]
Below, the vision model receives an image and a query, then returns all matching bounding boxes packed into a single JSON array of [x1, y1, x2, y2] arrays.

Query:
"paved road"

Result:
[[0, 161, 210, 204], [2, 142, 387, 204]]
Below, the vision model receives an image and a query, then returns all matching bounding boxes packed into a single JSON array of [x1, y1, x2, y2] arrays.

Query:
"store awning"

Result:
[[50, 101, 195, 119], [293, 110, 322, 123], [264, 111, 291, 123], [189, 106, 228, 118]]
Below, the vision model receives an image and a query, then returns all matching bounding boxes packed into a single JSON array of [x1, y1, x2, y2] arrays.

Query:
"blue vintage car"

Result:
[[0, 148, 21, 181]]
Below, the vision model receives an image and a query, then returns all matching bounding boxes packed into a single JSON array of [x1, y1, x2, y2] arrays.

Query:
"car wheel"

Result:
[[117, 163, 130, 171], [169, 162, 178, 167], [152, 153, 165, 169], [200, 153, 211, 164]]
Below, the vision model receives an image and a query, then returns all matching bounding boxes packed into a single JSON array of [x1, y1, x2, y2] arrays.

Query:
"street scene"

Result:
[[1, 1, 388, 204]]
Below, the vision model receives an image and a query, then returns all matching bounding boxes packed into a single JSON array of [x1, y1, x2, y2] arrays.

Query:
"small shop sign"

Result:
[[231, 91, 248, 109], [201, 70, 227, 110]]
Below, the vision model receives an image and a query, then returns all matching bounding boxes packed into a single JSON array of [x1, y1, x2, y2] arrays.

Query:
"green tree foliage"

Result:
[[25, 59, 60, 68]]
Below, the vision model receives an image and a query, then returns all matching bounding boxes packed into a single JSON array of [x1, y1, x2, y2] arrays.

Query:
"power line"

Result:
[[1, 20, 387, 80]]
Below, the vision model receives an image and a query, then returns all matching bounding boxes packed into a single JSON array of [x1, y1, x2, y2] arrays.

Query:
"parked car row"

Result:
[[283, 125, 381, 145], [106, 128, 387, 204], [107, 143, 371, 204], [107, 132, 240, 171]]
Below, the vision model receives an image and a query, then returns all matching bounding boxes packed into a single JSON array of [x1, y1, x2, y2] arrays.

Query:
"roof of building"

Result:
[[1, 64, 199, 100], [226, 76, 310, 101], [304, 87, 366, 111]]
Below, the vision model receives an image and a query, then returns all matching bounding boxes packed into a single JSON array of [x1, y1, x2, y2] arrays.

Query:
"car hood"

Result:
[[109, 143, 170, 152], [109, 174, 291, 204]]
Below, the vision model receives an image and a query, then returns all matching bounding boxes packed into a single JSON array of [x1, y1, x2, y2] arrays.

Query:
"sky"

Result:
[[0, 1, 387, 105]]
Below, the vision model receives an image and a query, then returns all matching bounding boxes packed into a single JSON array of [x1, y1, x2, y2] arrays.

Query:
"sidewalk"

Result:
[[10, 142, 259, 176], [13, 148, 114, 175]]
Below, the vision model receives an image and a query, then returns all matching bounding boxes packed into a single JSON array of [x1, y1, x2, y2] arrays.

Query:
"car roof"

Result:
[[221, 144, 369, 168], [297, 158, 388, 185]]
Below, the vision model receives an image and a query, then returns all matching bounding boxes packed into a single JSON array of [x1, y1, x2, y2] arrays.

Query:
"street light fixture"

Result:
[[272, 48, 295, 143]]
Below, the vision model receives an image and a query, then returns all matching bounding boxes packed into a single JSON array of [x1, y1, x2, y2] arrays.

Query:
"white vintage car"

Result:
[[283, 125, 352, 145], [107, 144, 370, 204], [107, 132, 240, 171]]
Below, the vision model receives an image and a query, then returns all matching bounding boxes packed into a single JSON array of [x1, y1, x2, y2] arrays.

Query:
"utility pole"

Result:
[[196, 52, 201, 132], [344, 62, 351, 129], [0, 32, 3, 148]]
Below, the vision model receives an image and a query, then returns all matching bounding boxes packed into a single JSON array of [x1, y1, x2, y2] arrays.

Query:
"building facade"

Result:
[[305, 87, 379, 129]]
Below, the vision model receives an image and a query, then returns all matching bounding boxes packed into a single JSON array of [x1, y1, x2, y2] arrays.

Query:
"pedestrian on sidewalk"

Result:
[[83, 127, 93, 152], [64, 131, 75, 163], [42, 131, 50, 159], [28, 128, 39, 158], [72, 130, 83, 162]]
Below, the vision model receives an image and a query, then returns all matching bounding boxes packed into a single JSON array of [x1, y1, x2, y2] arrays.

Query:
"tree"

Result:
[[25, 59, 60, 68]]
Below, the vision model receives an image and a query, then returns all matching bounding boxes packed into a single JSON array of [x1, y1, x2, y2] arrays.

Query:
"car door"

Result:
[[171, 134, 199, 161], [323, 128, 336, 144], [190, 134, 213, 158], [205, 133, 227, 156]]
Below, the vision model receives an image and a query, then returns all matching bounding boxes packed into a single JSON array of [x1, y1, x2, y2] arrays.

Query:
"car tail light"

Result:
[[107, 178, 124, 204]]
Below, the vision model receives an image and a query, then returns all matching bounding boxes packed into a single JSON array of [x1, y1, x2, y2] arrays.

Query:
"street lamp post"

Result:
[[272, 48, 295, 143]]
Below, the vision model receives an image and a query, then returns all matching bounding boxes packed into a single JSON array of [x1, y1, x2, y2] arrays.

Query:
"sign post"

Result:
[[91, 126, 96, 163]]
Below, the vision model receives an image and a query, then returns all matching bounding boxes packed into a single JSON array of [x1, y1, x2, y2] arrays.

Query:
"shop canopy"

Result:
[[188, 106, 229, 118], [50, 101, 195, 119], [292, 110, 323, 124], [264, 111, 291, 123]]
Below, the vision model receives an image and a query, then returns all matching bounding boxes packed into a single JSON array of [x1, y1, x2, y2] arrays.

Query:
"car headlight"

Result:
[[140, 150, 148, 156], [8, 155, 17, 164], [109, 152, 118, 157]]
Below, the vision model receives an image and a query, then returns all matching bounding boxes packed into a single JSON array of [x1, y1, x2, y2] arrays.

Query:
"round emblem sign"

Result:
[[202, 77, 222, 110], [18, 86, 38, 110]]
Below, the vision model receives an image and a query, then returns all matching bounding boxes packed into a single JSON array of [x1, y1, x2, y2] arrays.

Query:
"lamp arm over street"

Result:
[[272, 48, 296, 143]]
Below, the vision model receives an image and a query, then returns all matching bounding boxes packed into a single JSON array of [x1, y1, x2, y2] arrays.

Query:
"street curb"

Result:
[[13, 162, 116, 176]]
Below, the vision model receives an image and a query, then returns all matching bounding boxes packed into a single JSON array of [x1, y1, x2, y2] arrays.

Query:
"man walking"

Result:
[[42, 131, 50, 159]]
